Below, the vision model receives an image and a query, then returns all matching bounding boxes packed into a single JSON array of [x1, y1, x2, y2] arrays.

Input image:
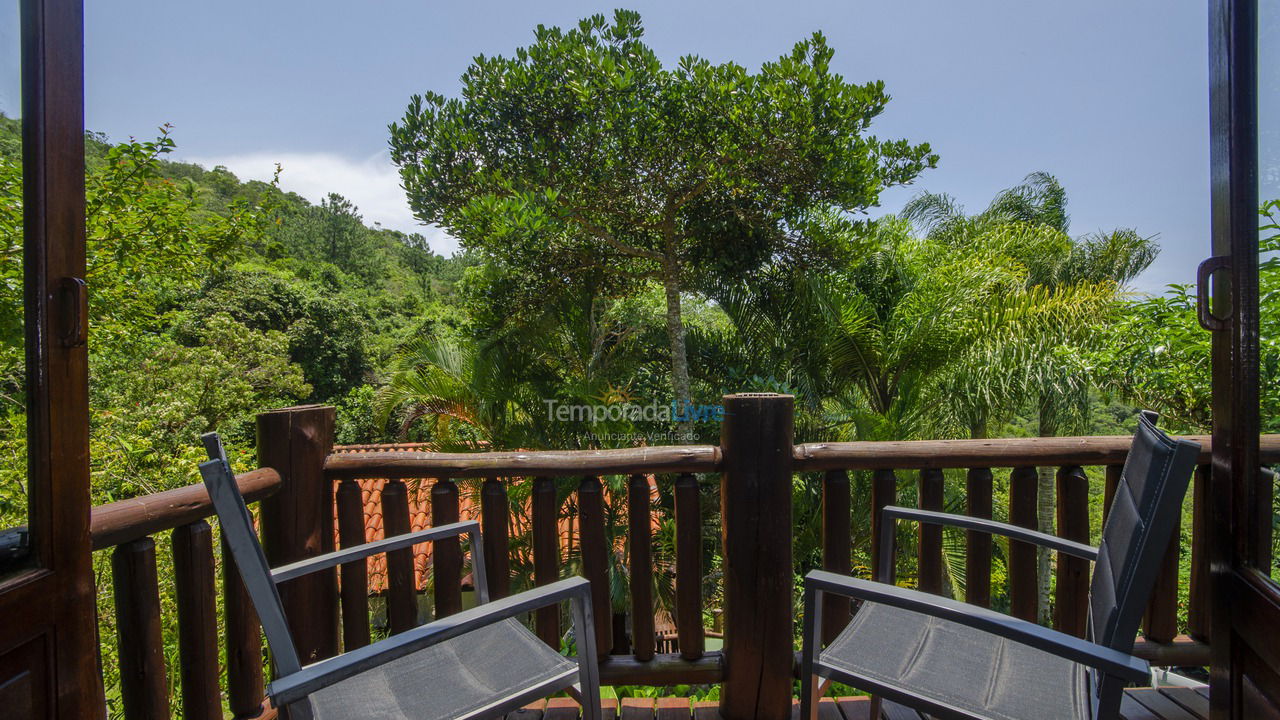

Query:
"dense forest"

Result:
[[0, 10, 1277, 716]]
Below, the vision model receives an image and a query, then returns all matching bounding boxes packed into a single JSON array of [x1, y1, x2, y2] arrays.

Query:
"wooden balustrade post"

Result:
[[675, 473, 705, 660], [1054, 466, 1090, 637], [112, 537, 170, 720], [870, 469, 899, 584], [222, 535, 265, 720], [336, 477, 370, 650], [432, 478, 462, 618], [1188, 464, 1212, 641], [578, 475, 613, 659], [532, 476, 561, 647], [821, 470, 852, 644], [965, 468, 994, 607], [628, 474, 656, 661], [1008, 466, 1039, 623], [172, 521, 221, 720], [719, 393, 794, 720], [917, 468, 945, 595], [480, 478, 511, 600], [256, 404, 338, 665], [381, 478, 418, 633]]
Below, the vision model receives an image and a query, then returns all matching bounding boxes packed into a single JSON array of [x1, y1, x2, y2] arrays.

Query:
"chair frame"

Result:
[[801, 509, 1151, 720], [199, 433, 602, 720]]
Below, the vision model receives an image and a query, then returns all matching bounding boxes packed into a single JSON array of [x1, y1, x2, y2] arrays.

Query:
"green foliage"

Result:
[[1096, 199, 1280, 434], [390, 9, 937, 413]]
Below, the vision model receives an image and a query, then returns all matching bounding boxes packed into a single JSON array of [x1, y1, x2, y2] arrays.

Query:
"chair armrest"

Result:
[[880, 506, 1098, 576], [805, 570, 1149, 682], [270, 576, 592, 706], [271, 520, 480, 583]]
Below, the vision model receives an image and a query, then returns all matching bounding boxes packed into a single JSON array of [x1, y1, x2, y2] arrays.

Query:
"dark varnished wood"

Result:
[[577, 476, 612, 659], [90, 468, 281, 550], [380, 478, 418, 633], [1145, 529, 1181, 644], [1054, 466, 1089, 637], [793, 435, 1279, 471], [171, 521, 221, 720], [597, 652, 723, 686], [432, 478, 462, 618], [964, 467, 993, 607], [326, 446, 720, 479], [1188, 465, 1211, 642], [1208, 0, 1267, 713], [719, 393, 794, 720], [628, 474, 655, 661], [481, 478, 511, 600], [222, 535, 264, 719], [822, 470, 852, 643], [256, 405, 339, 665], [870, 469, 898, 585], [916, 469, 944, 595], [1008, 466, 1039, 623], [531, 476, 560, 648], [111, 538, 169, 720], [4, 1, 104, 714], [335, 477, 370, 650], [674, 473, 704, 660]]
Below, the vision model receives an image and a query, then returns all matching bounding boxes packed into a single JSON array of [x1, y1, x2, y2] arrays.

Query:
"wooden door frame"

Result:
[[1207, 0, 1280, 717], [0, 0, 103, 716]]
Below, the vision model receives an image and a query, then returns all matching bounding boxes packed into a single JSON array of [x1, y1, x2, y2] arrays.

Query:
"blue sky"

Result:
[[0, 1, 1231, 292]]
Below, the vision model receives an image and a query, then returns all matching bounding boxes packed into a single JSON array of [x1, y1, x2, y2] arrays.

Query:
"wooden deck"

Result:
[[505, 686, 1211, 720]]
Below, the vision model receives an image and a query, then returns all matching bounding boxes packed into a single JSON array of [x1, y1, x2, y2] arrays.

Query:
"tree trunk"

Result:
[[661, 259, 694, 439], [1036, 395, 1057, 625], [969, 415, 988, 440]]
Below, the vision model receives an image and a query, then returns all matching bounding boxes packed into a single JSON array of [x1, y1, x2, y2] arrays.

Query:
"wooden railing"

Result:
[[85, 397, 1280, 720], [90, 467, 281, 720], [324, 446, 725, 687], [793, 436, 1237, 667]]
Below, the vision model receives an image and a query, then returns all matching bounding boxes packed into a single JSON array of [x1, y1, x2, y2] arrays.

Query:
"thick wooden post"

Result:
[[719, 393, 793, 720], [222, 536, 265, 720], [256, 404, 338, 665], [481, 478, 511, 600], [1054, 466, 1090, 637], [336, 478, 370, 650], [821, 470, 852, 644], [675, 473, 705, 660], [382, 479, 418, 633], [432, 478, 462, 618], [112, 538, 170, 720], [172, 521, 221, 720], [870, 469, 899, 584], [1008, 466, 1039, 623], [917, 468, 945, 595], [578, 476, 613, 659], [965, 468, 994, 607], [532, 476, 561, 647], [628, 474, 655, 661]]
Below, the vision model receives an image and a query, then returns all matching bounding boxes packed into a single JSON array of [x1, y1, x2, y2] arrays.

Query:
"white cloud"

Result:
[[183, 149, 460, 256]]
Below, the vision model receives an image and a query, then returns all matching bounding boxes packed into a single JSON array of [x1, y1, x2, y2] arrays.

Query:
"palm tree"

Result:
[[905, 172, 1157, 620]]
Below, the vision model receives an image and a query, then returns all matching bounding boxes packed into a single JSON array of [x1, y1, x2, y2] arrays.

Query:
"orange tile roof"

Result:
[[331, 443, 661, 595]]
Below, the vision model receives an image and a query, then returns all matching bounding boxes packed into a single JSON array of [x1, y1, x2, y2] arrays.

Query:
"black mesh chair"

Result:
[[799, 411, 1200, 720], [199, 433, 602, 720]]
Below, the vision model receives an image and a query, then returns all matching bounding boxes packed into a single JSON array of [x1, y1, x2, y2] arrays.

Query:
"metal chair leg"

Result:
[[571, 590, 602, 720]]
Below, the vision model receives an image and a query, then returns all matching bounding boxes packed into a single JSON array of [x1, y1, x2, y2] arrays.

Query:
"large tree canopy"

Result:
[[389, 9, 936, 428]]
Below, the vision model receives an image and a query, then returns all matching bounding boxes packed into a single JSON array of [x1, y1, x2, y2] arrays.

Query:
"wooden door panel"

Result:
[[0, 635, 51, 720]]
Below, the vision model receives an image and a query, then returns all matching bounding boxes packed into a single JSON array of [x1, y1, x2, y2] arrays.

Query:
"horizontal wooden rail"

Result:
[[90, 468, 281, 550], [324, 445, 721, 479], [793, 434, 1280, 471], [597, 651, 724, 686]]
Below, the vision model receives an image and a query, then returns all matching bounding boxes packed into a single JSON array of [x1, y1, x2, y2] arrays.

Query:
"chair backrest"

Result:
[[198, 433, 303, 676], [1087, 411, 1199, 652]]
